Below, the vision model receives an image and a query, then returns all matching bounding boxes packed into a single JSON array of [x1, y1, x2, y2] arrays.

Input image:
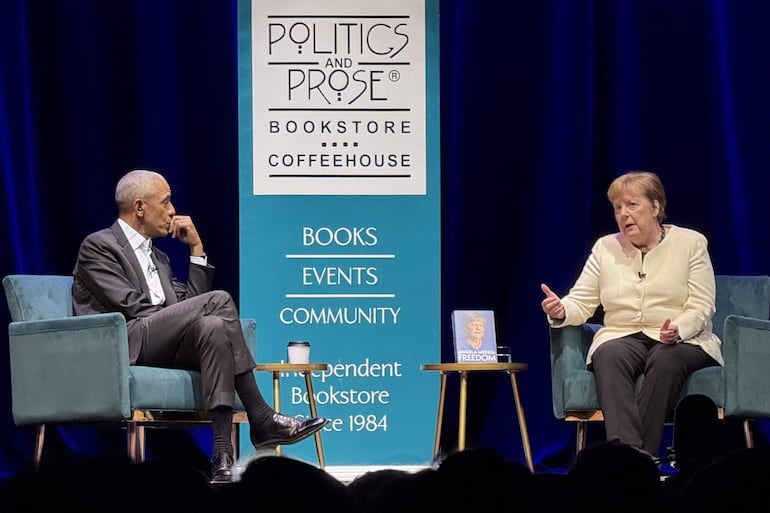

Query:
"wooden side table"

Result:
[[421, 362, 533, 472], [254, 363, 329, 468]]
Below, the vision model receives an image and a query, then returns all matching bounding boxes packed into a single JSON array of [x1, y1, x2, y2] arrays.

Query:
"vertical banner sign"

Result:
[[237, 0, 440, 472]]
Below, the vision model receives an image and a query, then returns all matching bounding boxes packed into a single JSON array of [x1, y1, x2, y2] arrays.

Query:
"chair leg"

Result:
[[137, 425, 146, 462], [34, 424, 45, 468], [127, 422, 138, 463], [743, 419, 754, 448], [576, 421, 587, 454], [126, 422, 148, 462]]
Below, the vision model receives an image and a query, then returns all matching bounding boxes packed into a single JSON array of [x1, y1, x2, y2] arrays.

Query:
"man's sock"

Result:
[[210, 405, 235, 456], [234, 371, 275, 442]]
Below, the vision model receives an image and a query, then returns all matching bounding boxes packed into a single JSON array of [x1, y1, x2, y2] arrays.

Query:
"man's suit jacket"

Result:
[[72, 220, 215, 364]]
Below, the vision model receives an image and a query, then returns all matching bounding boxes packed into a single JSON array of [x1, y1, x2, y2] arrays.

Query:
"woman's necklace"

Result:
[[640, 225, 666, 256]]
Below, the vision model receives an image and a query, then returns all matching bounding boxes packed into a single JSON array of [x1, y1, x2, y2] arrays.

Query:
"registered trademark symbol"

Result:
[[389, 70, 400, 82]]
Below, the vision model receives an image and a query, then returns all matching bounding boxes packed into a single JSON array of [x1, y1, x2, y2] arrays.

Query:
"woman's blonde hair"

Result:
[[607, 171, 667, 223]]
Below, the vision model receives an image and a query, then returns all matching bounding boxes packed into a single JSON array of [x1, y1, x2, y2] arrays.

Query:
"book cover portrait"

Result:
[[452, 310, 498, 363]]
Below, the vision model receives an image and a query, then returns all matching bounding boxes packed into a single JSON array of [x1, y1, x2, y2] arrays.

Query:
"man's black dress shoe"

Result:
[[210, 451, 234, 483], [252, 413, 329, 449]]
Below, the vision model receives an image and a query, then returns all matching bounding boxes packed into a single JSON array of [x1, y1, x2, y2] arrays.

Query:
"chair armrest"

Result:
[[722, 314, 770, 418], [549, 323, 600, 419], [8, 312, 131, 424]]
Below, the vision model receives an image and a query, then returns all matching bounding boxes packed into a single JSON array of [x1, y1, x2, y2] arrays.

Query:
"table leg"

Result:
[[272, 370, 282, 455], [458, 370, 468, 451], [509, 371, 533, 472], [304, 371, 326, 468], [432, 373, 448, 460]]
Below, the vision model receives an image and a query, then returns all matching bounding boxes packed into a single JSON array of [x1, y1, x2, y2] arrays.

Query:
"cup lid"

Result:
[[288, 341, 310, 346]]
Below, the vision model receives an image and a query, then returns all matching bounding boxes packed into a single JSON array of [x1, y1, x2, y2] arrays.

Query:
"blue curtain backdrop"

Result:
[[2, 0, 770, 479]]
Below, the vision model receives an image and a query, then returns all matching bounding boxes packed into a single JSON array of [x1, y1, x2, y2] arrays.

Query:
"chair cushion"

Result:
[[129, 366, 245, 411], [681, 366, 724, 408], [563, 370, 600, 411], [563, 368, 722, 414]]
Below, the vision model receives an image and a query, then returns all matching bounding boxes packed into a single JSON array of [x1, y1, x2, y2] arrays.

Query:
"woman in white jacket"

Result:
[[540, 170, 721, 458]]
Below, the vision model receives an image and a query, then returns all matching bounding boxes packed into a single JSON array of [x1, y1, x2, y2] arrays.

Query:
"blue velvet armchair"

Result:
[[549, 274, 770, 453], [3, 274, 256, 465]]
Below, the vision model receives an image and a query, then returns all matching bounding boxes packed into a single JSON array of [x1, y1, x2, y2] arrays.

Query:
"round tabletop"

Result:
[[421, 362, 528, 372], [254, 363, 329, 372]]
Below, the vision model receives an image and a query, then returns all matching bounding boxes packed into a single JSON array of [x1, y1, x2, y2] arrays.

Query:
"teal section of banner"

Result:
[[237, 0, 440, 467]]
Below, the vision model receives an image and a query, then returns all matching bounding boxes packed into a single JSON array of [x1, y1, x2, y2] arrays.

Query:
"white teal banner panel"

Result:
[[237, 0, 440, 467]]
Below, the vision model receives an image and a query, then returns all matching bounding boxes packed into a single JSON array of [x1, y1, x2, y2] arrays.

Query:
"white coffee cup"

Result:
[[287, 341, 311, 364]]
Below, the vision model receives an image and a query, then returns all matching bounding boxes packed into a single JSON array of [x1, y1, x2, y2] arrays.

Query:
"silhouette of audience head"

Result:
[[434, 447, 536, 512], [1, 455, 215, 513], [569, 440, 662, 513], [674, 447, 770, 513], [670, 393, 725, 475], [219, 454, 358, 512], [348, 468, 413, 511], [349, 466, 438, 513]]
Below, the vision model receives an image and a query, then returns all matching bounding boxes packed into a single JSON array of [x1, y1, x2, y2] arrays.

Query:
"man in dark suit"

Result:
[[72, 169, 327, 483]]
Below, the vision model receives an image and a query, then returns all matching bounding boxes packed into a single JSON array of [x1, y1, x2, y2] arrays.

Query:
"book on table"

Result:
[[451, 310, 498, 363]]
